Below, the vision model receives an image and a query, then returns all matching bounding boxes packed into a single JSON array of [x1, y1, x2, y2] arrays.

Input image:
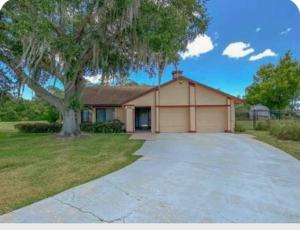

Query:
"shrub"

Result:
[[81, 119, 124, 133], [269, 120, 300, 141], [15, 123, 62, 133], [235, 122, 246, 132], [254, 120, 270, 131], [44, 106, 60, 123]]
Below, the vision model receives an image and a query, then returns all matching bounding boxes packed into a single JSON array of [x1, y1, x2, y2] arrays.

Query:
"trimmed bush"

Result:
[[254, 120, 270, 131], [269, 120, 300, 141], [81, 119, 124, 133], [235, 122, 246, 132], [15, 123, 62, 133]]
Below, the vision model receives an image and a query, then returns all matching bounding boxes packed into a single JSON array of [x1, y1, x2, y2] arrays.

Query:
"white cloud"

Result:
[[249, 49, 277, 61], [256, 27, 261, 32], [291, 0, 300, 12], [280, 28, 292, 35], [222, 42, 255, 59], [84, 74, 102, 84], [0, 0, 9, 9], [181, 34, 214, 59]]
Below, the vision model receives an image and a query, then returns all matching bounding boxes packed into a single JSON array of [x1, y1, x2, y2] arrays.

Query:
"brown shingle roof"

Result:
[[82, 85, 153, 106]]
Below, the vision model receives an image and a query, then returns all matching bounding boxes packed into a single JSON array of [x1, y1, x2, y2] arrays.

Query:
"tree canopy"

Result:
[[0, 0, 208, 136], [245, 51, 300, 110]]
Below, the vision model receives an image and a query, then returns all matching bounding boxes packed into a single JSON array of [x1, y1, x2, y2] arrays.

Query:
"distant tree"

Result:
[[245, 51, 300, 110], [0, 0, 208, 136], [0, 96, 59, 122]]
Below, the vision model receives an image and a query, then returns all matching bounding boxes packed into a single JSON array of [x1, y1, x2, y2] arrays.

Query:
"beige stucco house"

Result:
[[81, 71, 243, 133]]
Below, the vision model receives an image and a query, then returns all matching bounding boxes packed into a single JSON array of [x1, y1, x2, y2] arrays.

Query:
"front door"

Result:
[[135, 107, 151, 130]]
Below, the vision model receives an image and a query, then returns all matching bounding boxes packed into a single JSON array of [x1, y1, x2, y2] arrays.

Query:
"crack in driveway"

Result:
[[53, 197, 106, 223]]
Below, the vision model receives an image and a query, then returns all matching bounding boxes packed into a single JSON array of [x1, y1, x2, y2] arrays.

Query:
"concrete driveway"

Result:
[[1, 133, 300, 223]]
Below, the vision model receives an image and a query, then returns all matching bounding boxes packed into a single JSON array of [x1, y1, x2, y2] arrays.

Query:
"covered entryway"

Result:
[[135, 107, 151, 131], [196, 107, 227, 133], [160, 107, 189, 132]]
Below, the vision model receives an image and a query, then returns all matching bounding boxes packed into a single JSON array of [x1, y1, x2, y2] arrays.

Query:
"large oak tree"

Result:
[[0, 0, 208, 136]]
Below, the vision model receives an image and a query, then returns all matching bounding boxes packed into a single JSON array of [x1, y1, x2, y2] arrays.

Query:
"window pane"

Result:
[[105, 108, 114, 121], [96, 108, 115, 122], [96, 109, 106, 122], [81, 110, 91, 123]]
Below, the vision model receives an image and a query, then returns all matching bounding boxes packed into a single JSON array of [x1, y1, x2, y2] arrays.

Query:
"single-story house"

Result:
[[80, 70, 243, 133]]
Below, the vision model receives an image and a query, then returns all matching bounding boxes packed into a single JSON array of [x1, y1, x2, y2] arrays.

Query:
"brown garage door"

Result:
[[160, 108, 189, 132], [196, 107, 227, 133]]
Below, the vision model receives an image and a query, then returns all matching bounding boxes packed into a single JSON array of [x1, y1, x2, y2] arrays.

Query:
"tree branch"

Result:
[[11, 64, 65, 112]]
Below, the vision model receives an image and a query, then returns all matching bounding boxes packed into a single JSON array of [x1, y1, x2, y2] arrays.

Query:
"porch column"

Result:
[[189, 82, 196, 132], [151, 106, 156, 133], [155, 89, 160, 133], [92, 107, 96, 123], [125, 105, 134, 133], [230, 99, 235, 132], [226, 98, 231, 132]]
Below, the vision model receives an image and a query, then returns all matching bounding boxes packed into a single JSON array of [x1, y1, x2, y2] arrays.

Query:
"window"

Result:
[[81, 110, 92, 123], [96, 108, 114, 122]]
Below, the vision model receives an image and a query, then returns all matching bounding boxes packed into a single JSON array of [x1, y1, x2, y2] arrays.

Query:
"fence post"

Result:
[[253, 109, 256, 129]]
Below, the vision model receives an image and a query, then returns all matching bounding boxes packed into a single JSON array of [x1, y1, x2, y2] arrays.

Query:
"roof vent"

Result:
[[172, 70, 183, 80]]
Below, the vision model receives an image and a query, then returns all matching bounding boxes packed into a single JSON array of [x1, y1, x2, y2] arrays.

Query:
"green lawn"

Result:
[[0, 122, 144, 214], [236, 119, 300, 161], [245, 130, 300, 160]]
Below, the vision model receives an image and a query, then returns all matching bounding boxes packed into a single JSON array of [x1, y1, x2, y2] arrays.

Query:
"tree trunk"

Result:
[[60, 109, 81, 137]]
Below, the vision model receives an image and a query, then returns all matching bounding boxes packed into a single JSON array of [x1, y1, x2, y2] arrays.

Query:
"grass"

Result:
[[245, 130, 300, 160], [0, 122, 144, 214], [236, 120, 254, 130], [236, 120, 300, 160]]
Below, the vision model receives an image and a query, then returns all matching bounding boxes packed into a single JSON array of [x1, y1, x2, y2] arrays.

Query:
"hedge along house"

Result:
[[81, 71, 243, 133]]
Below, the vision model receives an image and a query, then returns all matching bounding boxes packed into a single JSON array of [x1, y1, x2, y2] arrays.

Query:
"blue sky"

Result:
[[131, 0, 300, 97], [14, 0, 300, 99]]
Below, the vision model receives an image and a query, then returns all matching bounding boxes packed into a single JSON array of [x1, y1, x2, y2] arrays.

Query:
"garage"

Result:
[[196, 107, 227, 133], [160, 107, 189, 132]]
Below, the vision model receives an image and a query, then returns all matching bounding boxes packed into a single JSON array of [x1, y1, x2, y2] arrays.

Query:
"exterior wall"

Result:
[[125, 106, 134, 133], [115, 107, 125, 123], [159, 80, 189, 105], [127, 91, 155, 106], [189, 83, 196, 132], [195, 85, 227, 105]]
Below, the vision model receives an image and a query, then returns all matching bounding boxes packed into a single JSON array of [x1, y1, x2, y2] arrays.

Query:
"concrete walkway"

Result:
[[1, 133, 300, 223]]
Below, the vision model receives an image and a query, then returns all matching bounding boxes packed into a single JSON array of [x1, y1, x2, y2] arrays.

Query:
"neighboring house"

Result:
[[249, 104, 270, 119], [81, 70, 243, 133]]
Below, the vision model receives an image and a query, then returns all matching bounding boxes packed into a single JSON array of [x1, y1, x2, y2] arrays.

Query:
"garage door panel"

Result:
[[160, 108, 189, 132], [196, 107, 226, 133]]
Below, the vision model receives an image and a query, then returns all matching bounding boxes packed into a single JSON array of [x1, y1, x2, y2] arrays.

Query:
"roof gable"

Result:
[[122, 76, 243, 105], [82, 85, 153, 106]]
